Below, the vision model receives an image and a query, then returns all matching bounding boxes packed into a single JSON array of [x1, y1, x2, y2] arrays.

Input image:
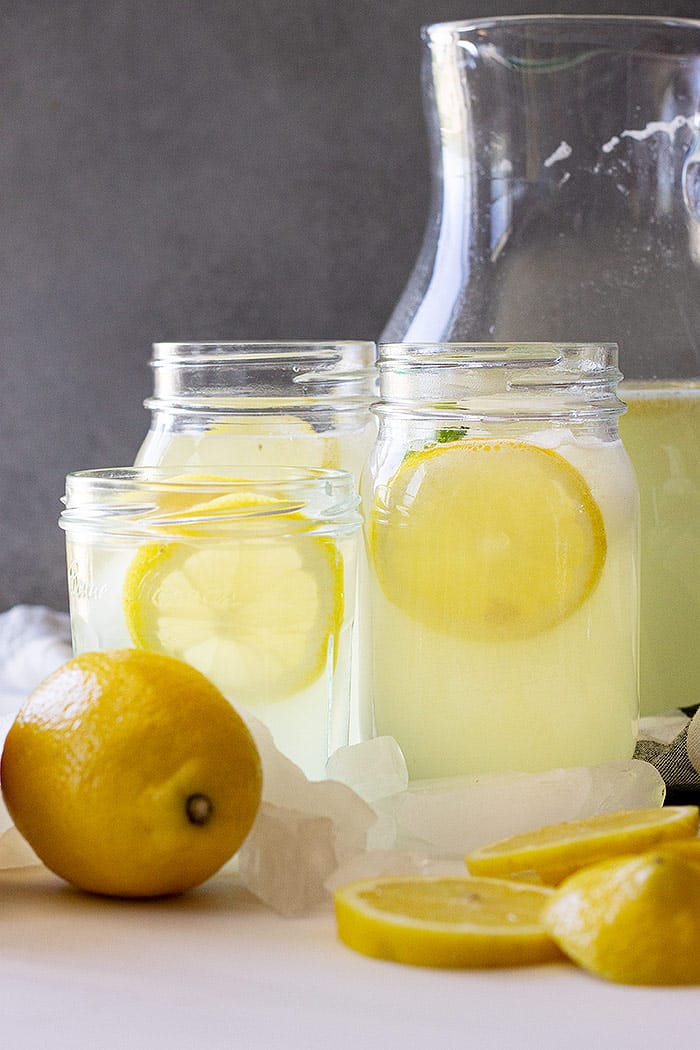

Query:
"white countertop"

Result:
[[0, 865, 696, 1050]]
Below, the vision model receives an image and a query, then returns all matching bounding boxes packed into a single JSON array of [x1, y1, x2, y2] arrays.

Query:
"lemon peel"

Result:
[[542, 850, 700, 984]]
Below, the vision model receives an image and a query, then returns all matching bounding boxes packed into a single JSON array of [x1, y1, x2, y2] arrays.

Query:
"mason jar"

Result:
[[362, 343, 640, 780], [134, 341, 378, 743], [134, 341, 377, 480], [60, 466, 362, 781]]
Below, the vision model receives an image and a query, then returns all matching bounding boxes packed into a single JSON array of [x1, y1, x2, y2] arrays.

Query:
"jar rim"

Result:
[[375, 343, 624, 423], [378, 342, 619, 366], [151, 341, 376, 364], [423, 15, 700, 40], [63, 464, 356, 494], [60, 466, 361, 540]]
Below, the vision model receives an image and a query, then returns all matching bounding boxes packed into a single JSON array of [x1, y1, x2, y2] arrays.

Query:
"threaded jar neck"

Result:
[[145, 342, 377, 417], [375, 342, 624, 426], [60, 466, 361, 542]]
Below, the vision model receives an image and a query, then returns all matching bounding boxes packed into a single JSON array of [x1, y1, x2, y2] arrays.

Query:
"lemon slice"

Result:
[[542, 851, 700, 985], [465, 806, 699, 885], [146, 415, 339, 469], [369, 440, 607, 640], [139, 479, 285, 524], [123, 492, 343, 705], [334, 875, 561, 968]]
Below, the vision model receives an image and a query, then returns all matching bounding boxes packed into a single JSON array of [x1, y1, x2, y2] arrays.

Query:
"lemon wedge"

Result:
[[542, 850, 700, 984], [123, 491, 343, 705], [334, 875, 562, 968], [369, 439, 607, 640], [465, 806, 699, 885]]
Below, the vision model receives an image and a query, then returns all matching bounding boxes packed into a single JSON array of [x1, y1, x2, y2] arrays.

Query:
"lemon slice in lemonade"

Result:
[[147, 415, 339, 469], [123, 489, 343, 705], [369, 439, 607, 641]]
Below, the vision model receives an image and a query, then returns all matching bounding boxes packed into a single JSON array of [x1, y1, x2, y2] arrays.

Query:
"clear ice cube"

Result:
[[374, 759, 666, 856], [325, 736, 409, 803], [235, 711, 376, 913]]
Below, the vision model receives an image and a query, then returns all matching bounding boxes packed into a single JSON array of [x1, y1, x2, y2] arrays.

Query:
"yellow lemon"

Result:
[[542, 850, 700, 984], [465, 806, 699, 885], [334, 875, 562, 968], [369, 439, 607, 640], [0, 649, 262, 898], [123, 490, 344, 705]]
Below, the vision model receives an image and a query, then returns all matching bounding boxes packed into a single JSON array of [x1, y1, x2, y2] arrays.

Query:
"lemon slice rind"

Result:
[[465, 806, 699, 885]]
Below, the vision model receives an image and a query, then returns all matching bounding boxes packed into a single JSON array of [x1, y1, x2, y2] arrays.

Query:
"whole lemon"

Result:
[[0, 649, 262, 898]]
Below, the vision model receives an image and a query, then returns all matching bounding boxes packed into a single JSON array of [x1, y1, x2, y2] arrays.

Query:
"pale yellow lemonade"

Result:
[[63, 472, 359, 781], [618, 381, 700, 714], [364, 428, 639, 780], [134, 416, 376, 745], [134, 416, 371, 475]]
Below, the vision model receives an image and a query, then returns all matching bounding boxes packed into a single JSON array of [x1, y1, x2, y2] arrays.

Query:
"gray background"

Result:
[[2, 0, 698, 611]]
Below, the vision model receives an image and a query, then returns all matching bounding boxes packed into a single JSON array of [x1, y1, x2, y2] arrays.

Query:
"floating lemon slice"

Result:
[[123, 490, 343, 705], [542, 850, 700, 985], [465, 806, 699, 885], [369, 440, 607, 641], [144, 415, 339, 469], [334, 875, 562, 968]]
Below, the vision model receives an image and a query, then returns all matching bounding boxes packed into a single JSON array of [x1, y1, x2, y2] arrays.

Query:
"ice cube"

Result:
[[375, 759, 666, 856], [237, 803, 338, 916], [234, 710, 376, 913], [325, 736, 409, 803]]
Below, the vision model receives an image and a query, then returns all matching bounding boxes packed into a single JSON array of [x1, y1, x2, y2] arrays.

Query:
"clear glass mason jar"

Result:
[[60, 466, 362, 781], [134, 341, 377, 480], [134, 341, 378, 742], [362, 343, 640, 780]]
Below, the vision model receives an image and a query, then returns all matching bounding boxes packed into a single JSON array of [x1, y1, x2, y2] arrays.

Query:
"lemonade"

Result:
[[618, 382, 700, 714], [364, 343, 640, 780], [366, 432, 639, 779], [60, 468, 361, 781]]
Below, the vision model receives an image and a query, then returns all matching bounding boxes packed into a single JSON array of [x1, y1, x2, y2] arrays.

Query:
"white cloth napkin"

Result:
[[0, 605, 72, 714]]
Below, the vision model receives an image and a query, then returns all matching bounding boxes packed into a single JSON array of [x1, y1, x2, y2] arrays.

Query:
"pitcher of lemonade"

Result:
[[384, 17, 700, 716]]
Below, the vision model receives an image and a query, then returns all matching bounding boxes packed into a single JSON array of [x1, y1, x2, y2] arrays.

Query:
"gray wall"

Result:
[[2, 0, 698, 610]]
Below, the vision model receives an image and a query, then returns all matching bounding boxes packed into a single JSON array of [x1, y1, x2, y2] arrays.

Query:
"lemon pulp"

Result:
[[369, 439, 607, 640], [123, 490, 344, 704], [334, 875, 561, 968]]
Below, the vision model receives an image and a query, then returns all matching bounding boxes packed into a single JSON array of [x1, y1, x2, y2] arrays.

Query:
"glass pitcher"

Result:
[[384, 16, 700, 716]]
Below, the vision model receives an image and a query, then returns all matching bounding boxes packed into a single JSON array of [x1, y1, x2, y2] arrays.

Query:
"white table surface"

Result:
[[0, 865, 696, 1050]]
